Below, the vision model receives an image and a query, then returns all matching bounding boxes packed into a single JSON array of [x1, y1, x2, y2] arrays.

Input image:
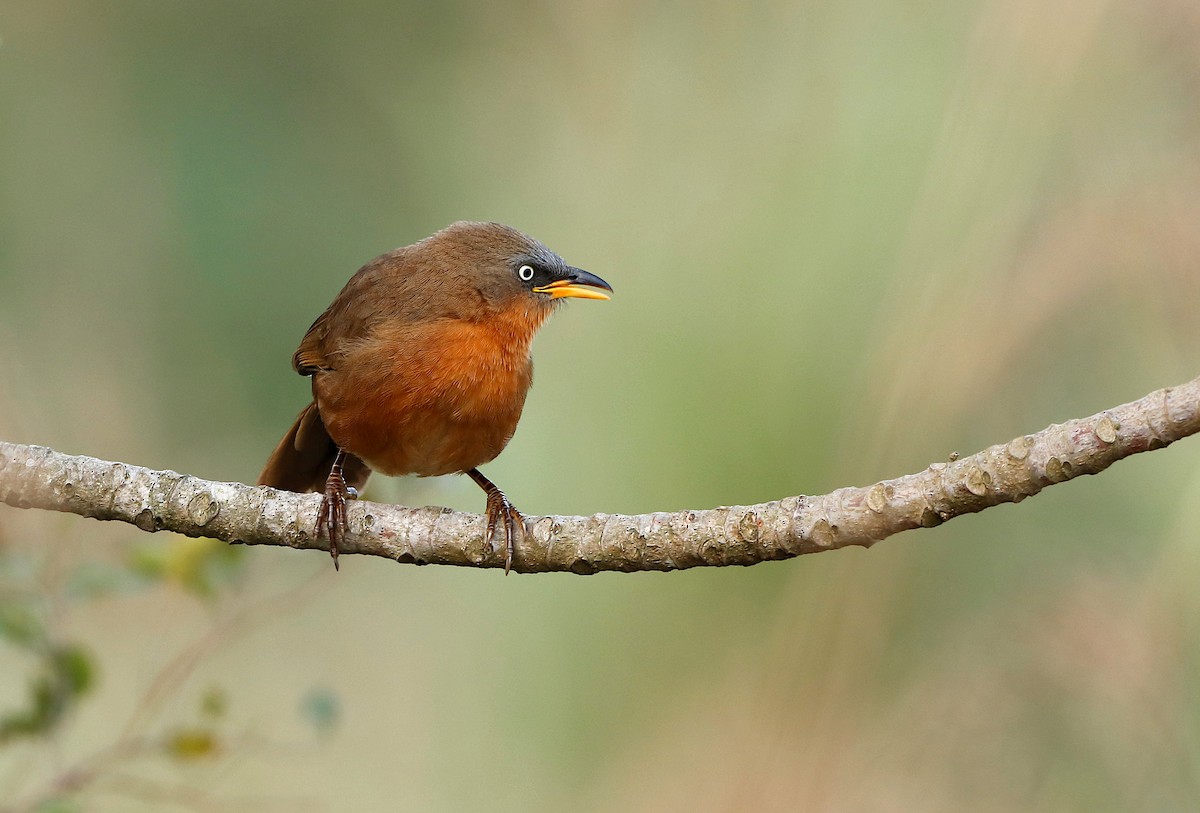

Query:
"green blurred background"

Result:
[[3, 0, 1200, 810]]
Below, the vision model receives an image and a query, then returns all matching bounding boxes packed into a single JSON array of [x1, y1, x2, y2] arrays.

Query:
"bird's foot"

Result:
[[466, 468, 525, 574], [316, 450, 357, 570], [484, 488, 525, 575]]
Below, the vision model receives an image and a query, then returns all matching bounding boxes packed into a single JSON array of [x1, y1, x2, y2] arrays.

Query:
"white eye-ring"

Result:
[[517, 264, 535, 282]]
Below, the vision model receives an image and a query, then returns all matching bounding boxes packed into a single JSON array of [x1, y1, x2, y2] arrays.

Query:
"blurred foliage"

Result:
[[128, 537, 245, 599], [299, 687, 340, 739], [0, 570, 95, 751], [164, 727, 220, 762], [2, 0, 1200, 811], [30, 801, 78, 813], [0, 641, 93, 745]]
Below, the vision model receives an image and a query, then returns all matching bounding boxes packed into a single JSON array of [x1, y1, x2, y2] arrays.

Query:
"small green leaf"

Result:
[[49, 645, 94, 696]]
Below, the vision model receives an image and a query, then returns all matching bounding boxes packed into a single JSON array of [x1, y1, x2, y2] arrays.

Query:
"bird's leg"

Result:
[[316, 448, 358, 570], [466, 468, 524, 574]]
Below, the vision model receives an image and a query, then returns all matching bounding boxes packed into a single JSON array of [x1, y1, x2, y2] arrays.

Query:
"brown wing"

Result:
[[290, 244, 465, 376]]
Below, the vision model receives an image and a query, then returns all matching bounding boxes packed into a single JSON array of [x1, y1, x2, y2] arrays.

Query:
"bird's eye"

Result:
[[517, 264, 535, 282]]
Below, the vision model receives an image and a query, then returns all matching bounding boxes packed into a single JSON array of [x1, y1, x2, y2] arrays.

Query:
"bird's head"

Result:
[[425, 221, 612, 316]]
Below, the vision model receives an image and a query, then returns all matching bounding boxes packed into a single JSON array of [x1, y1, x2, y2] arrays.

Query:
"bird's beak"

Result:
[[534, 268, 613, 301]]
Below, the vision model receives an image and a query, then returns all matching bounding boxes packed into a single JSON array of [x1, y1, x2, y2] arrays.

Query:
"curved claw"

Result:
[[316, 449, 354, 570], [468, 468, 525, 573], [484, 489, 525, 575]]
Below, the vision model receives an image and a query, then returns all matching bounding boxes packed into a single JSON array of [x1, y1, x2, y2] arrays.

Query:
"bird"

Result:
[[257, 221, 612, 571]]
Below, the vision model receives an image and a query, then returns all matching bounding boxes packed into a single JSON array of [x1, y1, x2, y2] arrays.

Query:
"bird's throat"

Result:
[[477, 299, 554, 355]]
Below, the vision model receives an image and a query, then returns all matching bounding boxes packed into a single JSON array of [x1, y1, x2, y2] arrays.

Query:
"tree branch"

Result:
[[2, 376, 1198, 573]]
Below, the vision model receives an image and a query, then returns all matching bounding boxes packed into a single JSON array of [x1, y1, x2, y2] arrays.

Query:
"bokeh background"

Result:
[[3, 0, 1200, 810]]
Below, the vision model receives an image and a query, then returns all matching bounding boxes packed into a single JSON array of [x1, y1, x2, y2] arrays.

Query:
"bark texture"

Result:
[[1, 377, 1198, 573]]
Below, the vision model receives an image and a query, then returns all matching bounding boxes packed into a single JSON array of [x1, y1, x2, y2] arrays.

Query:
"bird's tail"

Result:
[[258, 403, 371, 494]]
